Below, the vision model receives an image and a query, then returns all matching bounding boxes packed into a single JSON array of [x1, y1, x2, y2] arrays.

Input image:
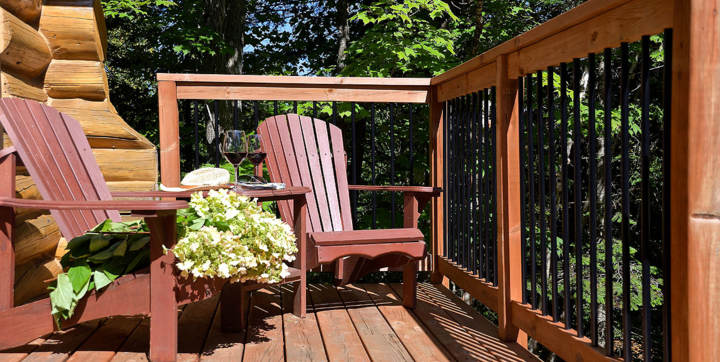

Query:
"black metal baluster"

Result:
[[491, 87, 498, 285], [484, 88, 492, 280], [466, 96, 473, 270], [371, 102, 377, 229], [274, 100, 278, 115], [519, 77, 528, 303], [214, 100, 220, 167], [573, 58, 584, 338], [471, 92, 478, 274], [561, 62, 571, 328], [456, 98, 463, 266], [603, 47, 615, 355], [193, 101, 199, 170], [313, 101, 317, 119], [620, 42, 632, 362], [588, 53, 599, 345], [293, 101, 298, 114], [253, 101, 260, 128], [477, 91, 485, 276], [548, 66, 559, 320], [527, 74, 537, 309], [233, 100, 239, 130], [640, 35, 651, 362], [351, 103, 357, 225], [662, 28, 673, 362], [391, 103, 397, 228], [537, 70, 547, 315], [519, 78, 528, 303]]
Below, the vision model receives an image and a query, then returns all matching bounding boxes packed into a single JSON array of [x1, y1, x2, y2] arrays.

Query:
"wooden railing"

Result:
[[156, 0, 720, 359], [427, 0, 719, 361]]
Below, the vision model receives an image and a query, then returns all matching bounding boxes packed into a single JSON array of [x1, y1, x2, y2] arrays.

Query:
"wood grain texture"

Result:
[[670, 0, 720, 360], [337, 284, 413, 362], [0, 8, 52, 77], [242, 288, 284, 361], [93, 148, 158, 182], [0, 72, 47, 102], [428, 88, 445, 284], [436, 61, 497, 102], [437, 257, 499, 311], [309, 284, 369, 362], [201, 300, 244, 361], [67, 317, 142, 362], [176, 296, 218, 361], [158, 73, 431, 86], [44, 60, 108, 100], [363, 283, 451, 361], [12, 258, 61, 306], [176, 85, 429, 103], [309, 228, 424, 246], [0, 0, 41, 24], [22, 320, 101, 362], [39, 0, 106, 61], [0, 151, 14, 311], [158, 80, 180, 188], [280, 284, 327, 362], [13, 214, 60, 266], [111, 318, 150, 362], [147, 212, 178, 362]]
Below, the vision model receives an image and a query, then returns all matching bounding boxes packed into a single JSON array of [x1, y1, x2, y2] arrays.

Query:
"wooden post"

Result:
[[429, 88, 447, 285], [293, 194, 307, 318], [158, 80, 180, 187], [148, 211, 178, 362], [0, 152, 16, 311], [495, 55, 527, 347], [671, 0, 720, 360]]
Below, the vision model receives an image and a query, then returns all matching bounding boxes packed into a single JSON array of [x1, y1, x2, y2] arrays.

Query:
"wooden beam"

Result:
[[0, 8, 52, 77], [494, 54, 526, 346], [39, 0, 106, 61], [0, 0, 41, 24], [0, 151, 15, 311], [158, 73, 431, 86], [175, 84, 428, 103], [437, 257, 498, 311], [509, 302, 615, 361], [44, 60, 108, 100], [429, 87, 445, 284], [506, 0, 673, 78], [670, 0, 720, 360], [158, 80, 180, 188], [436, 61, 496, 102]]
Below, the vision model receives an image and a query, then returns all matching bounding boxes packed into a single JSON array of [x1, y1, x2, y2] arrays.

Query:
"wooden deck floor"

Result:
[[0, 283, 537, 361]]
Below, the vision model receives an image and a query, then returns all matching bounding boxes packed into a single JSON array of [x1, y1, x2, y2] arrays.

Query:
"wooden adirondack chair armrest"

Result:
[[0, 197, 188, 213], [111, 190, 198, 198]]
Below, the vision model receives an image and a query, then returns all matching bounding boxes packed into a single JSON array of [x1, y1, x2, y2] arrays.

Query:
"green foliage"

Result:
[[50, 220, 150, 326]]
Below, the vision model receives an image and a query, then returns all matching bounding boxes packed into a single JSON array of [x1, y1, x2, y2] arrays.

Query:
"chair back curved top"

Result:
[[259, 114, 352, 233], [0, 98, 120, 239]]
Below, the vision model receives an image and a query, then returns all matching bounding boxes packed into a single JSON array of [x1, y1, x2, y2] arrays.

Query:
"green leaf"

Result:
[[189, 218, 205, 231], [66, 234, 92, 250], [125, 249, 150, 274], [66, 264, 92, 294], [91, 219, 113, 232], [89, 235, 111, 253], [129, 236, 150, 251], [93, 270, 113, 290], [49, 274, 74, 315], [113, 239, 128, 257]]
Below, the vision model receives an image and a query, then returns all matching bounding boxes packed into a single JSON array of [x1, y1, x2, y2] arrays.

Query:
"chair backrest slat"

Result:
[[0, 98, 120, 239], [260, 114, 352, 233]]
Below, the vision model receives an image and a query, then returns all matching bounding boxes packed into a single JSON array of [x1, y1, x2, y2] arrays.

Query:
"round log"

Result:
[[48, 98, 154, 149], [39, 0, 106, 61], [0, 71, 47, 102], [44, 60, 108, 100], [14, 258, 62, 306], [0, 0, 42, 24], [94, 148, 158, 182], [13, 214, 61, 266], [0, 8, 53, 77]]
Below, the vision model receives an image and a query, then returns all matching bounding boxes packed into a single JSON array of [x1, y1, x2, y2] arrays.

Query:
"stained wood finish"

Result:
[[0, 98, 120, 238], [437, 257, 499, 311], [147, 212, 178, 362], [310, 228, 423, 246], [671, 0, 720, 360], [2, 283, 535, 361], [0, 151, 15, 311], [158, 80, 180, 188]]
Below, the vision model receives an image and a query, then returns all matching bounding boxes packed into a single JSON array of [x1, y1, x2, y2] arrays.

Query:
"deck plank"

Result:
[[0, 338, 44, 362], [242, 288, 284, 362], [200, 296, 244, 361], [363, 283, 453, 362], [309, 284, 369, 362], [111, 319, 149, 362], [66, 317, 142, 362], [279, 284, 327, 362], [417, 283, 539, 361], [337, 284, 413, 362], [22, 321, 102, 362], [177, 297, 219, 362], [390, 282, 498, 361]]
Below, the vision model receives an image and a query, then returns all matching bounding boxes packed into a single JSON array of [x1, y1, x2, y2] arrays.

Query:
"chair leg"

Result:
[[221, 283, 250, 332], [147, 212, 179, 362], [402, 259, 418, 309], [293, 273, 306, 318]]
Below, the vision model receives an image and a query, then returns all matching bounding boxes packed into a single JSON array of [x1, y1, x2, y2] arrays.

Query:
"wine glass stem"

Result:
[[234, 165, 240, 185]]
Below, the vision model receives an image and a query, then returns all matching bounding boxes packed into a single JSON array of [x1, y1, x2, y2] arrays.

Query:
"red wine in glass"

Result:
[[223, 152, 247, 166], [222, 130, 246, 184], [246, 134, 266, 182]]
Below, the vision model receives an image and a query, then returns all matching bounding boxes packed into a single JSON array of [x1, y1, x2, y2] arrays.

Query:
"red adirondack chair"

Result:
[[0, 99, 306, 361], [258, 114, 440, 308]]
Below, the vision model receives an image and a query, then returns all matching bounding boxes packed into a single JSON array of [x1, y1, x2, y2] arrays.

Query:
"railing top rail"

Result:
[[157, 73, 432, 88], [431, 0, 659, 85]]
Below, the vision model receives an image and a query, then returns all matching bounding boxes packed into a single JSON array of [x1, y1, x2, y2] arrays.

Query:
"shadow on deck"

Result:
[[0, 283, 537, 361]]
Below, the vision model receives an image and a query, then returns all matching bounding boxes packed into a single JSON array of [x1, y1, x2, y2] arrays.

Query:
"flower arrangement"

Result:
[[172, 189, 298, 284]]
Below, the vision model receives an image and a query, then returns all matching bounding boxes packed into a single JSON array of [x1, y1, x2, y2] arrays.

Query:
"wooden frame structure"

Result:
[[147, 0, 717, 359]]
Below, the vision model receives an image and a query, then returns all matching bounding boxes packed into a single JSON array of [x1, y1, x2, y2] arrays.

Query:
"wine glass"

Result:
[[222, 130, 247, 185], [246, 134, 266, 183]]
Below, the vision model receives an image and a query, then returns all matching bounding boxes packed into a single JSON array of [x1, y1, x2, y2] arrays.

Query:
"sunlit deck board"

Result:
[[1, 283, 538, 361]]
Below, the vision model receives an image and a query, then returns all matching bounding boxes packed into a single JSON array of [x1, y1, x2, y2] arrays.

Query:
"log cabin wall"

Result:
[[0, 0, 158, 305]]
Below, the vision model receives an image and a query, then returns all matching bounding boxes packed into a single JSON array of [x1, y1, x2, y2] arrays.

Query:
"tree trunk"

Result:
[[336, 0, 350, 72], [471, 0, 484, 55]]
